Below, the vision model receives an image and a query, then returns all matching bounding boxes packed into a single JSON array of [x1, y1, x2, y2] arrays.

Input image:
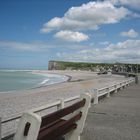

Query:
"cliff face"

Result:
[[48, 61, 63, 70], [48, 60, 104, 71]]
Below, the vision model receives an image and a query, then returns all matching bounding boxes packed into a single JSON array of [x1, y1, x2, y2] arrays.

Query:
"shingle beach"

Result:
[[0, 70, 127, 137]]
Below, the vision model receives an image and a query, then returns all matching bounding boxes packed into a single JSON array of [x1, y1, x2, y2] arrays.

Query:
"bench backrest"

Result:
[[14, 93, 91, 140]]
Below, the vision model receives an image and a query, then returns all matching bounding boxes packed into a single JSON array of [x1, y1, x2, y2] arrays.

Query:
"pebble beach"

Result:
[[0, 70, 128, 137]]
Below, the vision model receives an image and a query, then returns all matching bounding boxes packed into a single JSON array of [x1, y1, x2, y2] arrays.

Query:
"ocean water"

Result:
[[0, 70, 68, 92]]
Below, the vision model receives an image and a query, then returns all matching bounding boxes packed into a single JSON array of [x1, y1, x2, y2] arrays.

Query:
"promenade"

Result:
[[82, 79, 140, 140]]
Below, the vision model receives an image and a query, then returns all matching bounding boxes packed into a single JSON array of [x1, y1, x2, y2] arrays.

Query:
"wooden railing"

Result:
[[0, 77, 135, 140]]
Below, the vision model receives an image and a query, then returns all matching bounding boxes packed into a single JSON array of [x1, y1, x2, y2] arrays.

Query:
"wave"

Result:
[[32, 72, 69, 85], [39, 78, 50, 85], [37, 75, 69, 87], [0, 70, 69, 92]]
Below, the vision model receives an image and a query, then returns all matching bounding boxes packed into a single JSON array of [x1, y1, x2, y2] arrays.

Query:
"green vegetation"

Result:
[[49, 61, 140, 73], [56, 61, 110, 70]]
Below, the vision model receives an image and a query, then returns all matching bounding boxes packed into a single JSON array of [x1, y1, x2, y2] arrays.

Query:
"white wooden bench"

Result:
[[13, 93, 91, 140]]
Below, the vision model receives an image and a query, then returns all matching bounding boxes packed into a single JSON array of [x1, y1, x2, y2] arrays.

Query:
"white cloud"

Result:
[[120, 29, 139, 38], [41, 1, 131, 33], [0, 40, 88, 52], [110, 0, 140, 9], [54, 30, 89, 42], [56, 39, 140, 63]]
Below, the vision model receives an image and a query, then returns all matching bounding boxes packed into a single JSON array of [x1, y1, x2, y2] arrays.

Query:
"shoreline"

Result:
[[0, 70, 126, 97], [30, 70, 72, 89], [0, 70, 71, 93]]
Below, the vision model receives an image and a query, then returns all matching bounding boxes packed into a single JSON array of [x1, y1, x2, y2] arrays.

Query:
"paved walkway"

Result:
[[82, 81, 140, 140]]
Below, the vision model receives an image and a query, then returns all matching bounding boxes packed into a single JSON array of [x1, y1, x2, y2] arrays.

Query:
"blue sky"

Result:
[[0, 0, 140, 69]]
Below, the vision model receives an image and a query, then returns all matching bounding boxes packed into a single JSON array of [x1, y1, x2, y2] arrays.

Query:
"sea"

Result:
[[0, 70, 69, 92]]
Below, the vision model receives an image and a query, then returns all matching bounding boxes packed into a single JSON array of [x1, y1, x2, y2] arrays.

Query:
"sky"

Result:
[[0, 0, 140, 69]]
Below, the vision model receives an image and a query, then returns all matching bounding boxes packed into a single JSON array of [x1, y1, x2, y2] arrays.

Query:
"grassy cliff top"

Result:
[[48, 60, 140, 71]]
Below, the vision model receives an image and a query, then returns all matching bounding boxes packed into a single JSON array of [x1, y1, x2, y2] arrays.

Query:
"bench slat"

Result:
[[41, 99, 85, 128], [38, 112, 82, 140], [39, 119, 65, 133]]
